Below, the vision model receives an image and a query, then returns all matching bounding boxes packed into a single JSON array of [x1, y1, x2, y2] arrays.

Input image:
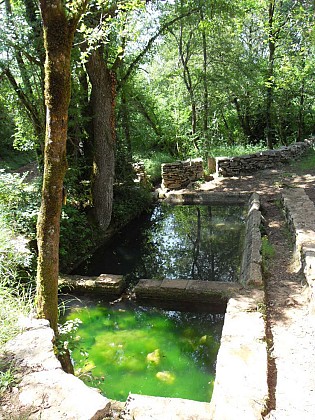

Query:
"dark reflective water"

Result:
[[76, 203, 246, 283]]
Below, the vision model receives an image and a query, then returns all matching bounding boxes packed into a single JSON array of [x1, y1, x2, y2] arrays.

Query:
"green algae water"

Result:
[[63, 300, 224, 402]]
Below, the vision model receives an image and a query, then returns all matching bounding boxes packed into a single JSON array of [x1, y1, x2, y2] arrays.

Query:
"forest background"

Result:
[[0, 0, 315, 380]]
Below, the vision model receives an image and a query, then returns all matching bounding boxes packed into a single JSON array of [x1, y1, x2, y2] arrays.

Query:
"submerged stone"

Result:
[[146, 348, 161, 365], [156, 371, 175, 384]]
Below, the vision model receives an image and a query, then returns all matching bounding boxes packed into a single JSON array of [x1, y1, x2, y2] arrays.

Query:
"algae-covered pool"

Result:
[[63, 300, 224, 402]]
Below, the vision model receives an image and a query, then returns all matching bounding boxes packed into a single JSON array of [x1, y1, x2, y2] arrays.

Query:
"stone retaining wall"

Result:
[[161, 158, 203, 190], [132, 162, 148, 185], [216, 139, 314, 177]]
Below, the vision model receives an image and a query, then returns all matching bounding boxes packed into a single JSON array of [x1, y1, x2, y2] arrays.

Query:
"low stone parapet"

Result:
[[281, 188, 315, 312], [161, 158, 203, 190], [123, 394, 211, 420], [216, 138, 314, 177], [209, 289, 268, 419], [134, 278, 242, 310], [163, 190, 249, 204], [58, 274, 126, 298], [240, 193, 263, 286]]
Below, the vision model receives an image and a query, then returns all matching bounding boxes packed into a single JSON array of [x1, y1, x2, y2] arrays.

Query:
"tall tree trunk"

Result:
[[178, 25, 198, 145], [36, 0, 80, 335], [297, 80, 305, 143], [200, 10, 209, 135], [266, 0, 276, 150], [233, 97, 252, 140], [85, 47, 116, 231], [121, 88, 132, 160]]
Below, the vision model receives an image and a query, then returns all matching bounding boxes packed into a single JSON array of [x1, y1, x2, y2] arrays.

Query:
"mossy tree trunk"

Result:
[[36, 0, 85, 335], [85, 47, 116, 231]]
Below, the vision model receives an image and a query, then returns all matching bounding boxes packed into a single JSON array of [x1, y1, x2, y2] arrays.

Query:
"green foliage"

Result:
[[56, 318, 82, 357], [207, 142, 267, 158], [0, 362, 16, 397], [0, 274, 33, 350], [261, 235, 275, 274], [59, 205, 97, 272], [112, 184, 153, 228], [0, 172, 38, 283], [136, 152, 176, 185], [291, 148, 315, 172]]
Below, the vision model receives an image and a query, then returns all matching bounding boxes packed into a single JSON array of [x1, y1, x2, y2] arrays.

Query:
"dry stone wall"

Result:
[[216, 139, 314, 177], [161, 158, 203, 190]]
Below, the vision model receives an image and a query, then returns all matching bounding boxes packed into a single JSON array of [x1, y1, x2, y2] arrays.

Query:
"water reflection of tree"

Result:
[[138, 204, 245, 282], [190, 207, 201, 279]]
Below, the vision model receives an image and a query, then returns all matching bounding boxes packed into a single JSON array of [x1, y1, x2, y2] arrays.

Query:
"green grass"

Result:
[[0, 361, 17, 396], [0, 148, 35, 171], [208, 143, 267, 158], [261, 235, 276, 274], [134, 152, 176, 184], [291, 148, 315, 172], [0, 223, 34, 395]]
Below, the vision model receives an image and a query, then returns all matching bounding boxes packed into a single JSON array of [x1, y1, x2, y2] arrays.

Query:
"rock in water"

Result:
[[156, 371, 175, 384]]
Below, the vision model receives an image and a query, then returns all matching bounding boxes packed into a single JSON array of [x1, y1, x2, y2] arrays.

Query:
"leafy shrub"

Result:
[[207, 142, 267, 158], [59, 205, 97, 272], [112, 183, 153, 228], [135, 151, 176, 185]]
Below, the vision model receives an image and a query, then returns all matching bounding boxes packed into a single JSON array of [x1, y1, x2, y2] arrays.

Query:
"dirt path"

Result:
[[262, 198, 315, 419], [201, 166, 315, 419]]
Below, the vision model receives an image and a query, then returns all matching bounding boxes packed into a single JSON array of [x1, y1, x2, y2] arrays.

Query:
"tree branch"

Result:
[[118, 8, 197, 90]]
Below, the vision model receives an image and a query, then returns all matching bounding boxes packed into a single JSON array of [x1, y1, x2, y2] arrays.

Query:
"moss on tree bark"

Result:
[[36, 0, 85, 335]]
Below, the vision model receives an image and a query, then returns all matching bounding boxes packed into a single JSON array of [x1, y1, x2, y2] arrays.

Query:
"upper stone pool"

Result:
[[76, 203, 246, 285]]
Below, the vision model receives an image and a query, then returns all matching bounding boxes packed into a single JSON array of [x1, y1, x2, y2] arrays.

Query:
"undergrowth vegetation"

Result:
[[261, 235, 276, 274], [292, 147, 315, 172]]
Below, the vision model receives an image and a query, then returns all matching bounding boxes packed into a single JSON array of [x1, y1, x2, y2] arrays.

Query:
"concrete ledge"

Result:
[[281, 188, 315, 312], [209, 290, 268, 419], [240, 193, 263, 287], [163, 191, 249, 204], [134, 279, 242, 310], [58, 274, 126, 298]]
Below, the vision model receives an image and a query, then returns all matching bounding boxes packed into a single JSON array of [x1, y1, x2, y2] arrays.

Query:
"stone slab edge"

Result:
[[240, 192, 263, 287], [134, 279, 242, 306], [123, 394, 211, 420], [4, 317, 110, 420], [281, 188, 315, 313], [162, 190, 250, 204], [58, 273, 126, 297], [209, 289, 268, 420]]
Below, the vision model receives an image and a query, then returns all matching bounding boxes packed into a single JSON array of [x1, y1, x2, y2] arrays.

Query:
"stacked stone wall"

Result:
[[161, 158, 203, 190], [132, 161, 147, 184], [216, 138, 314, 177]]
